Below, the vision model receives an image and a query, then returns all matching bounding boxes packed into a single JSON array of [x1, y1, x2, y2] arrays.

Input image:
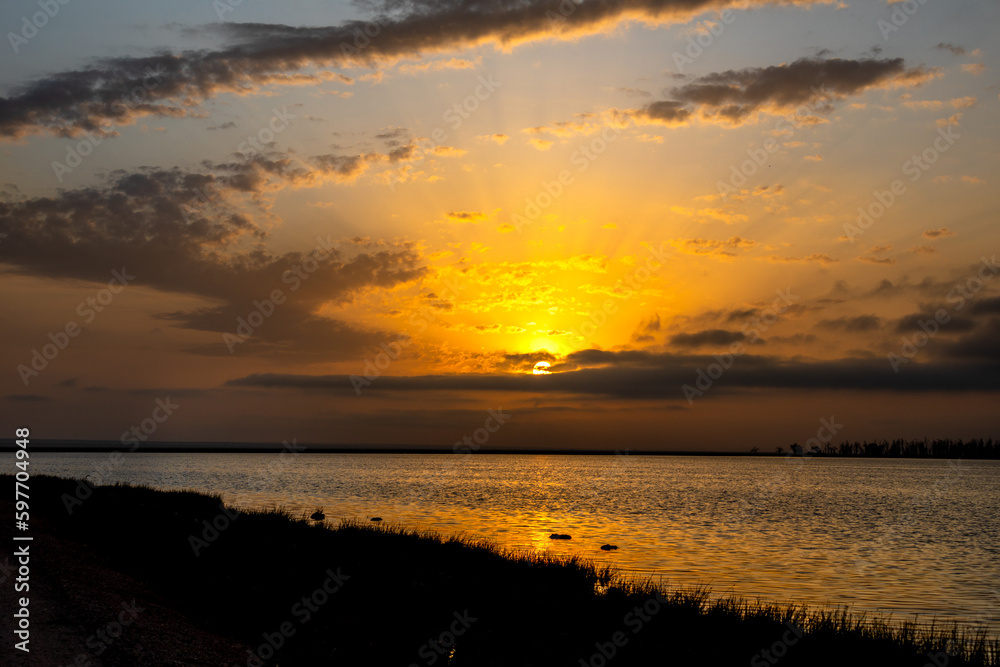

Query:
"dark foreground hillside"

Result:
[[1, 475, 996, 667]]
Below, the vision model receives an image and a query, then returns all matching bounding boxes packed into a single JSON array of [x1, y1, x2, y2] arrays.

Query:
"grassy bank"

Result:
[[1, 475, 996, 666]]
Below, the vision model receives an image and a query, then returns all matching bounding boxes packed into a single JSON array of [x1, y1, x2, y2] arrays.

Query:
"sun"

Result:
[[532, 361, 552, 375]]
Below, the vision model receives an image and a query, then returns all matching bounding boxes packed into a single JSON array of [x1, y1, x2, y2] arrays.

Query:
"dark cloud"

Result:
[[226, 349, 1000, 398], [934, 43, 967, 56], [894, 312, 976, 334], [724, 308, 760, 322], [970, 296, 1000, 316], [632, 313, 661, 342], [768, 333, 817, 344], [816, 315, 881, 332], [0, 153, 427, 359], [0, 0, 837, 139], [631, 57, 933, 126], [938, 319, 1000, 361], [5, 394, 50, 401], [923, 227, 956, 239], [495, 351, 559, 373], [669, 329, 748, 347]]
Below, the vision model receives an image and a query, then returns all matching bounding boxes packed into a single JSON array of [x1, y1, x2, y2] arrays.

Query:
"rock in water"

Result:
[[600, 544, 619, 551], [549, 533, 572, 540]]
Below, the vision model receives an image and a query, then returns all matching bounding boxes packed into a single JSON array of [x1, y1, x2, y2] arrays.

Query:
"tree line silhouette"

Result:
[[763, 438, 999, 459]]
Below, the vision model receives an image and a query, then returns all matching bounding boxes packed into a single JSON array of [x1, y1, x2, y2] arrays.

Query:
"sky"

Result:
[[1, 0, 998, 450]]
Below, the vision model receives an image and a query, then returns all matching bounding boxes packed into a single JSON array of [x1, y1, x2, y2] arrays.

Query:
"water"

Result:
[[31, 452, 1000, 633]]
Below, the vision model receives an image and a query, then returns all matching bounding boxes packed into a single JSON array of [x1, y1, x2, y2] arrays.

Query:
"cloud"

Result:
[[938, 319, 1000, 361], [527, 138, 554, 151], [670, 207, 749, 225], [768, 253, 838, 265], [0, 0, 841, 139], [444, 210, 489, 224], [962, 175, 985, 185], [226, 350, 1000, 398], [908, 245, 937, 254], [815, 315, 881, 332], [477, 133, 509, 145], [397, 56, 480, 75], [903, 96, 976, 110], [856, 255, 895, 265], [632, 313, 662, 343], [670, 236, 756, 257], [0, 154, 428, 359], [894, 312, 975, 335], [936, 113, 962, 128], [934, 43, 966, 56], [623, 57, 936, 128], [523, 120, 603, 138], [923, 227, 956, 239], [961, 63, 986, 76], [669, 329, 749, 347]]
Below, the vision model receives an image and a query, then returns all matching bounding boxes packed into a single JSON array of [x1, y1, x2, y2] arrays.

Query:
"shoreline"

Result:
[[6, 440, 1000, 458], [1, 475, 996, 666]]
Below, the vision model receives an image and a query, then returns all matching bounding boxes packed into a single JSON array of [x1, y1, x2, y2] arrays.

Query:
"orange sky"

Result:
[[1, 0, 998, 449]]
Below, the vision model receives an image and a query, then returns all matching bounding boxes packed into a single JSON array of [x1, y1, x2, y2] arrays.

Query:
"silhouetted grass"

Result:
[[6, 475, 997, 666]]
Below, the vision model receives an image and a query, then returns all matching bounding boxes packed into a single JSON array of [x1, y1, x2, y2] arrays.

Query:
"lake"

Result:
[[31, 452, 1000, 633]]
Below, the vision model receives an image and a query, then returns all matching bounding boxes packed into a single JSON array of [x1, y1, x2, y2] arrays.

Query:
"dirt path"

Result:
[[0, 498, 251, 666]]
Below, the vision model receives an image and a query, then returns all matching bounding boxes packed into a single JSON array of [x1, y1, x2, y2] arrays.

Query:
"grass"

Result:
[[6, 474, 997, 666]]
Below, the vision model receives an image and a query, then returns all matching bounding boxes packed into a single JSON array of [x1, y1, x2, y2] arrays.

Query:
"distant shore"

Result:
[[4, 438, 999, 458], [1, 475, 996, 666]]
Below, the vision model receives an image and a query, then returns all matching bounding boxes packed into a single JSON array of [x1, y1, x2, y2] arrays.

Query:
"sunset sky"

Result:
[[1, 0, 998, 449]]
